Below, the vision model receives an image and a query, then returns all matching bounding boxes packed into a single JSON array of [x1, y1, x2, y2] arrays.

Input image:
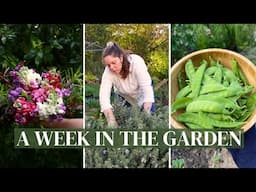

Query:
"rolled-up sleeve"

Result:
[[133, 55, 155, 103], [99, 67, 113, 112]]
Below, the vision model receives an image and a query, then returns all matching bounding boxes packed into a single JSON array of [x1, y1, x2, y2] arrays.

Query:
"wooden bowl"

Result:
[[171, 48, 256, 132]]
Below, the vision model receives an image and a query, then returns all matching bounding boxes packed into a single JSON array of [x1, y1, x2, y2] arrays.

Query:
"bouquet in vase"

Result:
[[8, 62, 71, 125]]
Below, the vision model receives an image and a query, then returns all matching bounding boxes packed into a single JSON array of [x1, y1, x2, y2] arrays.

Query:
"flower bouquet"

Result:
[[8, 62, 71, 125]]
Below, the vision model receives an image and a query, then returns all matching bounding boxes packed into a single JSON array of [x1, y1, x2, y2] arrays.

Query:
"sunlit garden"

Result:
[[84, 24, 169, 168]]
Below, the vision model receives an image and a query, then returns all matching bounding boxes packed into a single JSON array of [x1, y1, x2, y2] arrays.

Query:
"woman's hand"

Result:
[[108, 118, 119, 128], [42, 118, 83, 128], [143, 102, 153, 114], [103, 108, 119, 128]]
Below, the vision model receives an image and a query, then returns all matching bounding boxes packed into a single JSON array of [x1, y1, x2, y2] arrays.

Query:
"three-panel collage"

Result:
[[0, 24, 256, 168]]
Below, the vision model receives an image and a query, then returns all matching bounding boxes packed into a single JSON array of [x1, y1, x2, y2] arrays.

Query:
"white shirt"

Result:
[[99, 54, 155, 112]]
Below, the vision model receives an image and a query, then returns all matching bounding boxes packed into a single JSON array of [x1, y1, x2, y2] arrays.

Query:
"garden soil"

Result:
[[171, 148, 238, 168]]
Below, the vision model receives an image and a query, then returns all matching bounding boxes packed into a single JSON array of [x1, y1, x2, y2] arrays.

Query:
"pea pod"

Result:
[[223, 68, 239, 84], [207, 113, 235, 122], [177, 112, 213, 128], [199, 83, 226, 95], [246, 92, 256, 112], [186, 100, 234, 114], [176, 85, 191, 100], [205, 66, 217, 76], [213, 65, 223, 83], [190, 62, 207, 98], [185, 59, 195, 81], [232, 59, 248, 86], [173, 57, 255, 130], [200, 112, 245, 128], [185, 123, 202, 129], [171, 97, 193, 114], [178, 72, 187, 90]]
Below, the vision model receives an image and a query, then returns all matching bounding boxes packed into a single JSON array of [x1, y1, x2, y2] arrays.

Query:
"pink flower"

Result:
[[9, 64, 71, 125], [13, 97, 37, 125], [31, 88, 48, 102]]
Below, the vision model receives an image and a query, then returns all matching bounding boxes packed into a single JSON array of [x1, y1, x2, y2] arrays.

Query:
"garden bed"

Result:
[[171, 148, 237, 168]]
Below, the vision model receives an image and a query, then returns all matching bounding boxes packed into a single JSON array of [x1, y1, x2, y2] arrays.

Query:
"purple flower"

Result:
[[56, 114, 63, 121], [8, 87, 22, 102], [30, 80, 40, 89], [15, 63, 23, 71], [62, 88, 71, 97], [9, 63, 72, 125], [58, 103, 66, 111], [55, 88, 71, 97], [9, 71, 17, 77]]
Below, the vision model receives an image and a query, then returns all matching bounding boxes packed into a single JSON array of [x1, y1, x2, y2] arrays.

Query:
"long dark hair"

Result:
[[102, 41, 131, 79]]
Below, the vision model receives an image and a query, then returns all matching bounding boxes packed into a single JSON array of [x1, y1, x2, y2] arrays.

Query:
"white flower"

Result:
[[19, 66, 42, 86]]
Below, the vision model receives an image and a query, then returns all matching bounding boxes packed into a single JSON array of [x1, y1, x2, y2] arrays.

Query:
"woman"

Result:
[[99, 41, 155, 127]]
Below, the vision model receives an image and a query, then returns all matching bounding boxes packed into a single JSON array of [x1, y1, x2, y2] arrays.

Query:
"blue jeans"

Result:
[[228, 124, 256, 168]]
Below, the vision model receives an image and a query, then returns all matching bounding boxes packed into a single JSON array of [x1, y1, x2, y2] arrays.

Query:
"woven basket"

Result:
[[171, 48, 256, 132]]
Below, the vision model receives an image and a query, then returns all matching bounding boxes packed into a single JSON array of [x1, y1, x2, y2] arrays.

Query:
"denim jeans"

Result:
[[228, 124, 256, 168]]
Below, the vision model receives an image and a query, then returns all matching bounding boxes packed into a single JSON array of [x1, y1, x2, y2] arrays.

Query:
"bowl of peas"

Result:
[[171, 48, 256, 132]]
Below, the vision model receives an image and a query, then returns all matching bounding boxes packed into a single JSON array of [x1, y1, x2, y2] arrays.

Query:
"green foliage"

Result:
[[148, 51, 168, 79], [85, 83, 100, 109], [241, 47, 256, 65], [85, 73, 98, 82], [171, 24, 197, 64], [172, 24, 256, 64], [63, 66, 83, 86], [171, 159, 185, 168], [61, 66, 83, 118], [85, 24, 169, 79], [0, 24, 82, 72], [151, 77, 169, 107], [84, 101, 169, 168], [85, 24, 111, 78]]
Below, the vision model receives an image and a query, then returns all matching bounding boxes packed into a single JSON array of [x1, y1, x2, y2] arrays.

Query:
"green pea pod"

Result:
[[212, 120, 245, 128], [201, 86, 242, 98], [209, 57, 219, 66], [213, 65, 223, 83], [171, 97, 193, 114], [176, 85, 191, 100], [198, 112, 245, 128], [191, 62, 207, 98], [231, 59, 239, 77], [197, 96, 240, 111], [178, 72, 187, 90], [185, 59, 195, 81], [207, 113, 235, 122], [223, 68, 238, 84], [185, 123, 202, 129], [238, 69, 249, 86], [186, 100, 234, 114], [199, 83, 226, 95], [177, 112, 213, 129], [231, 56, 248, 85], [247, 92, 256, 112], [239, 111, 252, 122], [203, 74, 220, 85], [205, 66, 217, 76]]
